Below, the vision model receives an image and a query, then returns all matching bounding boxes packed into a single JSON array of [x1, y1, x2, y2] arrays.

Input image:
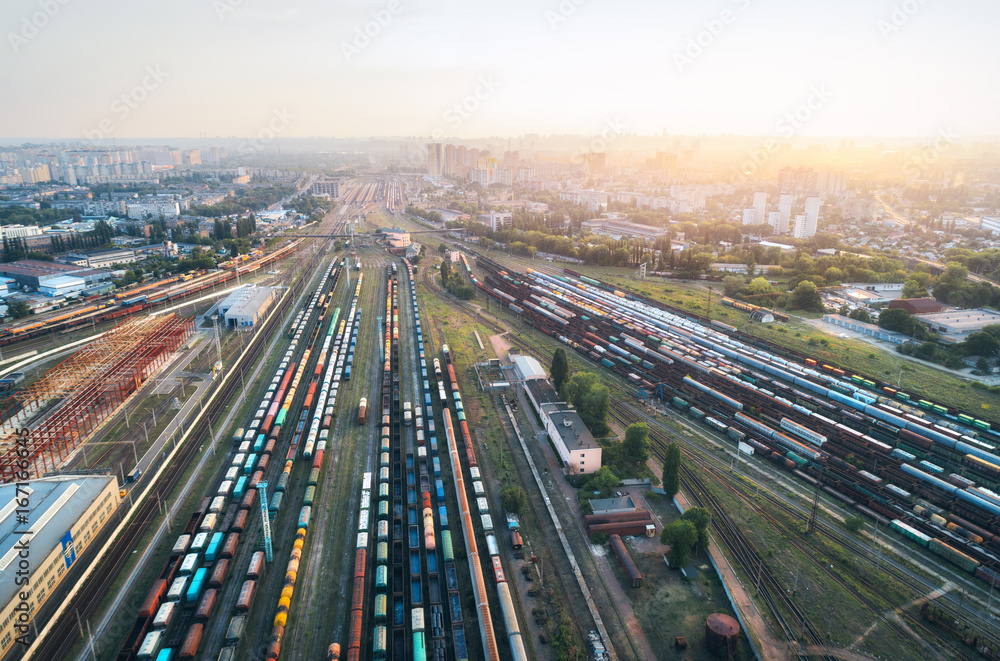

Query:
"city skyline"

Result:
[[2, 0, 999, 140]]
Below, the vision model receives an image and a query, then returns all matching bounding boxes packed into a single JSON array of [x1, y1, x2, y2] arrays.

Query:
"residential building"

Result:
[[427, 143, 442, 176], [490, 211, 512, 232], [0, 225, 42, 241], [778, 194, 792, 233], [312, 179, 340, 198], [582, 218, 668, 241], [125, 200, 180, 220], [981, 217, 1000, 235], [382, 228, 411, 248], [753, 192, 766, 225], [0, 475, 120, 659], [742, 209, 755, 225]]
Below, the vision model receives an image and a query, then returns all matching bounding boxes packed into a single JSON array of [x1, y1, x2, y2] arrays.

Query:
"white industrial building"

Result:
[[218, 285, 281, 329], [525, 379, 603, 474], [38, 275, 87, 298], [512, 355, 546, 381], [0, 475, 120, 658]]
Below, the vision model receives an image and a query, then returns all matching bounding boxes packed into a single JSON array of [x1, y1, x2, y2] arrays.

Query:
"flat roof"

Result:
[[526, 379, 562, 407], [41, 275, 86, 288], [0, 475, 115, 607], [541, 404, 598, 451], [589, 495, 638, 514], [0, 261, 84, 277], [513, 355, 546, 381], [221, 285, 278, 319], [916, 308, 1000, 332]]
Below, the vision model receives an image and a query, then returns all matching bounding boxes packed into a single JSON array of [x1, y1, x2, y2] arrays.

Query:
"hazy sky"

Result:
[[1, 0, 998, 140]]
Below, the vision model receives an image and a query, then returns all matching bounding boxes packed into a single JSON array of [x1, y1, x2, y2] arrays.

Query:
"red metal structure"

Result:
[[0, 313, 193, 481]]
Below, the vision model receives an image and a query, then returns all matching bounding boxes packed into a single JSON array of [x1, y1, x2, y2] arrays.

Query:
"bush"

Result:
[[844, 515, 865, 533], [590, 532, 609, 545]]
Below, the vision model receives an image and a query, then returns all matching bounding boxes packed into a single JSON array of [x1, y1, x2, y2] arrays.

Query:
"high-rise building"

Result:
[[792, 214, 809, 239], [426, 143, 442, 176], [490, 210, 512, 231], [805, 196, 820, 235], [767, 211, 781, 231], [584, 153, 606, 176], [753, 192, 766, 225], [778, 194, 792, 234], [742, 209, 756, 225]]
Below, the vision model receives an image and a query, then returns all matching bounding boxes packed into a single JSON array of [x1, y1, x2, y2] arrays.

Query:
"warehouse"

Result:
[[888, 298, 946, 315], [915, 309, 1000, 344], [38, 275, 87, 298], [512, 354, 547, 382], [218, 285, 281, 329], [0, 475, 120, 657], [0, 260, 110, 290]]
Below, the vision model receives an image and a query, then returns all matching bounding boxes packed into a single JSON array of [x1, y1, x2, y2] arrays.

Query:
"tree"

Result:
[[661, 519, 698, 567], [622, 422, 650, 464], [500, 486, 527, 515], [745, 276, 773, 297], [587, 466, 620, 495], [789, 280, 823, 311], [681, 507, 711, 551], [977, 357, 991, 371], [721, 275, 743, 297], [550, 348, 569, 394], [961, 331, 1000, 359], [6, 301, 30, 319], [564, 372, 610, 436], [440, 258, 451, 285], [662, 443, 681, 499], [878, 307, 916, 334], [848, 308, 872, 324], [902, 278, 928, 299]]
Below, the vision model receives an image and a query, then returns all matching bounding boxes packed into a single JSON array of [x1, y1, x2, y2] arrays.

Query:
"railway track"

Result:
[[29, 262, 309, 661], [417, 256, 650, 660]]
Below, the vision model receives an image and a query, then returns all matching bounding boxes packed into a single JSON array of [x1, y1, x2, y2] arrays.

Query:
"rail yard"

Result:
[[6, 174, 1000, 661]]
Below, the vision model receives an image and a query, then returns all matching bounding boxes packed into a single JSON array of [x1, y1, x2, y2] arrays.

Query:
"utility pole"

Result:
[[706, 285, 713, 320], [807, 481, 821, 534]]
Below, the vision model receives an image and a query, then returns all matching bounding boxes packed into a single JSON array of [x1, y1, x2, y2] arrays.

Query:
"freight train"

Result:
[[115, 255, 335, 661], [469, 256, 1000, 585]]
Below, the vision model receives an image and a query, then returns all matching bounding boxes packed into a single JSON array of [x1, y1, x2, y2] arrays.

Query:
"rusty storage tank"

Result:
[[705, 613, 740, 655]]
